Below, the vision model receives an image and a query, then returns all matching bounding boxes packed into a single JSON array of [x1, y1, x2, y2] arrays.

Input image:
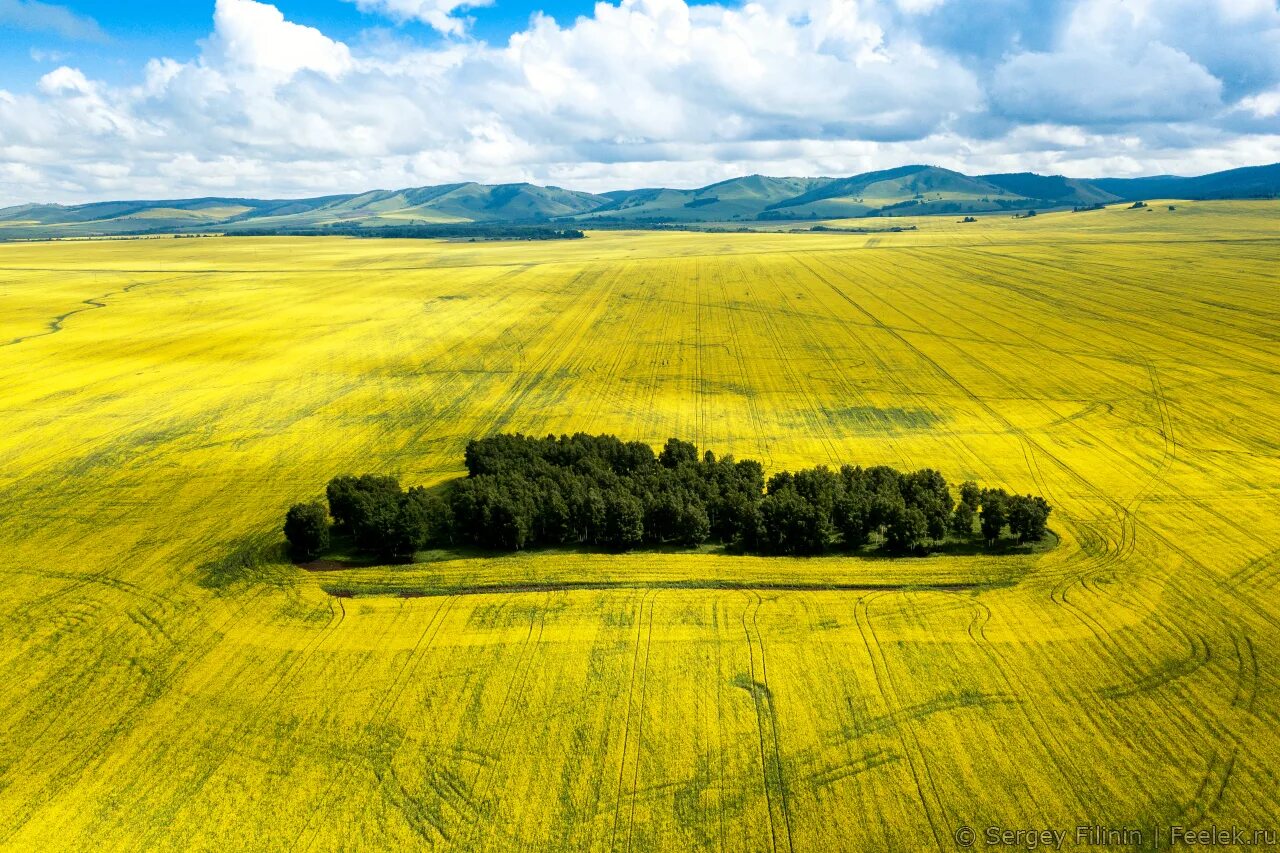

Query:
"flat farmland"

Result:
[[1, 201, 1278, 850]]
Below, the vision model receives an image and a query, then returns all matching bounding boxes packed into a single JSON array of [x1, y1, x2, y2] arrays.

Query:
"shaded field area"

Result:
[[309, 548, 1039, 598], [1, 200, 1279, 849]]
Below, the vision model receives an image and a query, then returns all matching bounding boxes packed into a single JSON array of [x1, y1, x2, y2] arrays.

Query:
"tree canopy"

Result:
[[282, 502, 330, 561], [283, 433, 1054, 561]]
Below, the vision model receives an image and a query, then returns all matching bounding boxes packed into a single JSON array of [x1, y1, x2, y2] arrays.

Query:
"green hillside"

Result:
[[1, 162, 1275, 238], [1092, 162, 1280, 201], [763, 165, 1030, 218], [980, 173, 1121, 206], [223, 183, 607, 230], [584, 175, 834, 222]]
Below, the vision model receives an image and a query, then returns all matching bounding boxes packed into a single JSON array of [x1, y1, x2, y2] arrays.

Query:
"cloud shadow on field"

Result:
[[196, 531, 293, 591], [819, 405, 943, 432]]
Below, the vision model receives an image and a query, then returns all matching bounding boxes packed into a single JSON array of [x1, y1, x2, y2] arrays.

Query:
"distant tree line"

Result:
[[230, 224, 585, 241], [569, 219, 759, 233], [756, 210, 826, 221], [283, 434, 1052, 562], [808, 225, 918, 233]]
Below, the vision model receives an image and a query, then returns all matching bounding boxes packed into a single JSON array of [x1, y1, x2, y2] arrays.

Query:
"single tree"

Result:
[[902, 468, 952, 541], [1007, 494, 1052, 543], [679, 501, 711, 546], [325, 475, 361, 532], [284, 501, 330, 562], [327, 474, 401, 540], [659, 438, 699, 469], [354, 488, 406, 559], [793, 466, 842, 518], [489, 495, 531, 550], [980, 489, 1009, 545], [949, 502, 976, 538], [883, 504, 930, 553], [581, 487, 607, 544], [533, 481, 572, 545], [765, 470, 794, 495], [833, 491, 872, 548], [398, 487, 452, 551], [715, 490, 758, 546], [758, 487, 832, 555], [645, 491, 685, 543], [603, 489, 645, 550]]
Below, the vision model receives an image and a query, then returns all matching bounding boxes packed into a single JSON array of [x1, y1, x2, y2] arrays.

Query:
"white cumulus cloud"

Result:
[[991, 43, 1223, 124], [208, 0, 354, 81], [0, 0, 1277, 206], [347, 0, 491, 35]]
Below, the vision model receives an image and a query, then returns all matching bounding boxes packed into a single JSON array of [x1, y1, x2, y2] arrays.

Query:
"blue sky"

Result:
[[0, 0, 1277, 204], [3, 0, 599, 85]]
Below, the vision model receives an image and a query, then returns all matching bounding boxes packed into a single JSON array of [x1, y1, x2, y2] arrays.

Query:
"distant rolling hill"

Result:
[[1, 163, 1275, 238], [1089, 162, 1280, 203], [0, 183, 608, 238], [585, 175, 836, 222], [979, 173, 1121, 207], [761, 165, 1025, 218]]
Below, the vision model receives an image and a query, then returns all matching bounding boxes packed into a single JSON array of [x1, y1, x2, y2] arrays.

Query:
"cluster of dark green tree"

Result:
[[283, 434, 1053, 561], [283, 475, 452, 562]]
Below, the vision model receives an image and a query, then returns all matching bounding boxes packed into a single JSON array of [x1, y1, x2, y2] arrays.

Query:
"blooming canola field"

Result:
[[0, 201, 1278, 850]]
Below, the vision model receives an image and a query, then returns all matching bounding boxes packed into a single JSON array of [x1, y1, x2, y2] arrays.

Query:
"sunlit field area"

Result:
[[1, 201, 1278, 850]]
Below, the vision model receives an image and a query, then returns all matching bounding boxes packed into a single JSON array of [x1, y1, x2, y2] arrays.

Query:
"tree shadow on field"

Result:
[[713, 528, 1060, 561], [197, 531, 294, 592]]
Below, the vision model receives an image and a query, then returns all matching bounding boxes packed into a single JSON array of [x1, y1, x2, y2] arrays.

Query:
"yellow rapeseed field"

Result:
[[1, 201, 1278, 850]]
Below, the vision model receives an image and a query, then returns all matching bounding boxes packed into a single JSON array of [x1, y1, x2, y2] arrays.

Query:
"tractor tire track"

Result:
[[739, 591, 793, 853]]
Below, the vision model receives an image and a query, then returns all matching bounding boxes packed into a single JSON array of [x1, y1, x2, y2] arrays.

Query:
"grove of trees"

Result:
[[284, 434, 1053, 562]]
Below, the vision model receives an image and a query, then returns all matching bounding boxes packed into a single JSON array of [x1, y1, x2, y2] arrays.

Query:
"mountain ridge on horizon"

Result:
[[2, 162, 1277, 238]]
